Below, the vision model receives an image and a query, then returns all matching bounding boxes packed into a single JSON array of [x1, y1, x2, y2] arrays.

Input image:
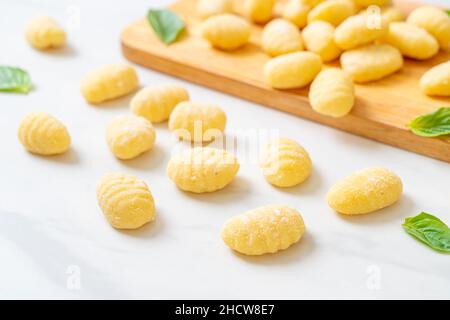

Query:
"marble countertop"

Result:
[[0, 0, 449, 299]]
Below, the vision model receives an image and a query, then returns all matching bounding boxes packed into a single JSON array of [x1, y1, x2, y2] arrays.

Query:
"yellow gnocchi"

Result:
[[81, 64, 138, 104], [260, 138, 312, 187], [420, 61, 450, 97], [353, 0, 388, 7], [18, 112, 71, 155], [106, 115, 156, 160], [302, 21, 342, 62], [262, 19, 304, 57], [201, 14, 251, 51], [96, 173, 156, 229], [309, 68, 355, 118], [244, 0, 276, 23], [221, 205, 305, 255], [25, 16, 66, 50], [407, 6, 450, 51], [381, 7, 405, 24], [196, 0, 234, 19], [340, 44, 403, 83], [167, 147, 239, 193], [307, 0, 356, 27], [335, 12, 388, 50], [327, 167, 403, 215], [169, 101, 226, 142], [130, 84, 189, 123], [282, 0, 323, 28], [264, 51, 322, 89]]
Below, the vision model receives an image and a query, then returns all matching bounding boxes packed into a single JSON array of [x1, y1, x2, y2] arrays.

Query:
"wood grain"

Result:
[[121, 0, 450, 162]]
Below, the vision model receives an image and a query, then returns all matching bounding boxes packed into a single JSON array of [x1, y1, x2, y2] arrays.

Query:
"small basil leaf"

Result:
[[147, 9, 185, 44], [0, 66, 31, 94], [408, 107, 450, 137], [403, 212, 450, 253]]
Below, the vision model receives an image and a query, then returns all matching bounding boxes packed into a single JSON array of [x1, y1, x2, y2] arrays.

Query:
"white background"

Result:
[[0, 0, 449, 299]]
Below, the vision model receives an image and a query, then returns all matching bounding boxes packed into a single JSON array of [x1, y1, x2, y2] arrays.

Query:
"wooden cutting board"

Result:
[[121, 0, 450, 162]]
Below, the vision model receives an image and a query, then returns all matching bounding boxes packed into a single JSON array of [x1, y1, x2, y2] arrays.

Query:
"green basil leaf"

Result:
[[0, 66, 31, 93], [446, 9, 450, 17], [403, 212, 450, 253], [147, 9, 185, 44], [408, 107, 450, 137]]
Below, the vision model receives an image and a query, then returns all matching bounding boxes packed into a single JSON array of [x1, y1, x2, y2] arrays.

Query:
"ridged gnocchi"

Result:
[[167, 147, 239, 193], [307, 0, 356, 27], [262, 19, 304, 57], [201, 14, 251, 50], [81, 64, 138, 104], [407, 6, 450, 51], [221, 205, 305, 255], [302, 21, 342, 62], [25, 16, 66, 50], [244, 0, 276, 23], [18, 112, 71, 155], [282, 0, 323, 28], [264, 51, 322, 89], [130, 84, 189, 123], [169, 101, 226, 142], [420, 61, 450, 97], [96, 173, 156, 229], [260, 138, 312, 187], [340, 44, 403, 83], [384, 22, 439, 60], [196, 0, 234, 19], [327, 167, 403, 215], [106, 115, 156, 160], [309, 68, 355, 118]]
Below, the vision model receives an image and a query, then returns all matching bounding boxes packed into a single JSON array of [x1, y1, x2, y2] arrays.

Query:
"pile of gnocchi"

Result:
[[17, 0, 448, 257]]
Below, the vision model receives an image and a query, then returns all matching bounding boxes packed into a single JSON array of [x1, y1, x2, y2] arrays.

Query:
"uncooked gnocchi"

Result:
[[407, 6, 450, 51], [260, 138, 312, 187], [262, 19, 304, 57], [221, 205, 305, 255], [106, 115, 156, 160], [96, 173, 156, 229], [309, 68, 355, 118], [384, 22, 439, 60], [244, 0, 276, 23], [201, 14, 251, 51], [282, 0, 323, 28], [81, 64, 138, 104], [327, 167, 403, 215], [381, 7, 405, 24], [264, 51, 322, 89], [25, 16, 66, 50], [420, 61, 450, 97], [353, 0, 388, 7], [307, 0, 356, 27], [340, 44, 403, 83], [302, 21, 342, 62], [197, 0, 234, 19], [169, 101, 226, 142], [167, 147, 239, 193], [18, 112, 71, 155], [130, 84, 189, 123]]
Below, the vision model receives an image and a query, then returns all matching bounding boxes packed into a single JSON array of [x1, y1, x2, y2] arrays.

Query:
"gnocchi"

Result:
[[196, 0, 234, 19], [169, 101, 226, 142], [307, 0, 356, 27], [262, 19, 304, 57], [420, 61, 450, 97], [25, 16, 66, 50], [221, 205, 305, 255], [302, 21, 342, 62], [353, 0, 388, 7], [106, 115, 156, 160], [96, 173, 156, 229], [244, 0, 276, 23], [407, 6, 450, 51], [327, 167, 403, 215], [340, 44, 403, 83], [81, 64, 138, 104], [264, 51, 322, 89], [130, 84, 189, 123], [309, 68, 355, 118], [282, 0, 320, 28], [167, 147, 239, 193], [260, 138, 312, 187], [381, 7, 405, 24], [201, 14, 251, 50], [18, 112, 71, 155]]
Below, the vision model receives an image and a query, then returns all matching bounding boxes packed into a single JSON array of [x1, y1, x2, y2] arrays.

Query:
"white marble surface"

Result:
[[0, 0, 449, 300]]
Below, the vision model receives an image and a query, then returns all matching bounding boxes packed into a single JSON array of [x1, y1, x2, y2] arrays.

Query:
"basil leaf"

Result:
[[403, 212, 450, 253], [446, 9, 450, 17], [147, 9, 185, 44], [0, 66, 31, 93], [408, 107, 450, 137]]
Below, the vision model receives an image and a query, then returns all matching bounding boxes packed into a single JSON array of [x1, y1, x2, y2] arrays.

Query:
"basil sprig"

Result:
[[147, 9, 185, 44], [408, 107, 450, 137], [0, 66, 31, 94]]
